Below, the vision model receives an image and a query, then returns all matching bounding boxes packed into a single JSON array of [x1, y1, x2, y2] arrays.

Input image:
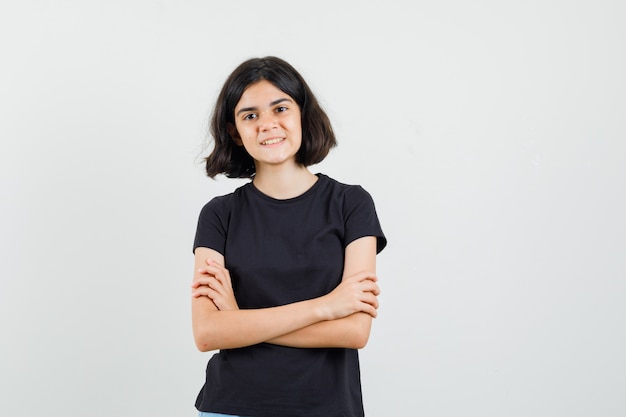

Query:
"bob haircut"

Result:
[[204, 56, 337, 178]]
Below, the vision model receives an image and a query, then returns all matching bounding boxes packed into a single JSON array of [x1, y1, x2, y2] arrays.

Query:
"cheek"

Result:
[[289, 117, 303, 137], [236, 126, 255, 143]]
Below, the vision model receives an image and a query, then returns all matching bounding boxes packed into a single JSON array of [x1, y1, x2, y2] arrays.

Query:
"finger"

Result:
[[201, 265, 231, 285], [206, 258, 226, 269], [192, 277, 218, 287], [366, 283, 381, 296], [191, 286, 219, 299], [193, 283, 228, 301], [365, 287, 381, 297], [191, 279, 211, 288], [360, 302, 378, 318], [361, 293, 379, 310], [355, 280, 380, 296], [206, 258, 222, 266], [193, 278, 227, 295], [360, 272, 378, 282], [206, 278, 227, 293], [197, 266, 223, 276]]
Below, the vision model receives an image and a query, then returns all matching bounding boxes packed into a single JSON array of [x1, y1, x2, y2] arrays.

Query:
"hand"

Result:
[[320, 271, 380, 320], [191, 258, 239, 311]]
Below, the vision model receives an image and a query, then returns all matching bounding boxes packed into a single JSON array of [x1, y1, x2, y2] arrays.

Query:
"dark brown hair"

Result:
[[204, 56, 337, 178]]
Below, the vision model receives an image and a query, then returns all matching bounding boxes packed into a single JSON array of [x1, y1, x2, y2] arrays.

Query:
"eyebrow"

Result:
[[236, 98, 293, 116]]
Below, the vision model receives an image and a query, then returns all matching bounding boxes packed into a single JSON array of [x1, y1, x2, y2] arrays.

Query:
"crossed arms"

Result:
[[191, 236, 380, 352]]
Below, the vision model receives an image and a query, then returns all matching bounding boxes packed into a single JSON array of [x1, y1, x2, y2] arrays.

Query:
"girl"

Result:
[[191, 56, 387, 417]]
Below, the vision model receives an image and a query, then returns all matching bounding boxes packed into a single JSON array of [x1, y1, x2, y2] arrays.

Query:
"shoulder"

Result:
[[319, 174, 387, 253], [318, 174, 376, 205], [198, 182, 251, 218]]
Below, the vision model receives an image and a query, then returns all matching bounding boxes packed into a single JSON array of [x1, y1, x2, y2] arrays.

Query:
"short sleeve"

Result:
[[343, 186, 387, 254], [193, 196, 230, 255]]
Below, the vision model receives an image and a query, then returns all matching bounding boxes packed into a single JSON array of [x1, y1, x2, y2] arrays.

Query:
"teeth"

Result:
[[262, 138, 284, 145]]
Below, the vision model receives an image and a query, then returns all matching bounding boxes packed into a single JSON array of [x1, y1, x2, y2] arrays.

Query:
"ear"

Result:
[[227, 123, 243, 146]]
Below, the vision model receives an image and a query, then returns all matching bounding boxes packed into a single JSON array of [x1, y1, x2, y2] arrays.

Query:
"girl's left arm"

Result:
[[266, 236, 379, 349]]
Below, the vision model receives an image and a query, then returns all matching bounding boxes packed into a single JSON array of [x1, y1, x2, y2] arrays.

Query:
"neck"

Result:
[[253, 163, 318, 200]]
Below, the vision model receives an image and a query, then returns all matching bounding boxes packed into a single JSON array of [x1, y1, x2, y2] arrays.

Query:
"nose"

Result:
[[258, 110, 278, 131]]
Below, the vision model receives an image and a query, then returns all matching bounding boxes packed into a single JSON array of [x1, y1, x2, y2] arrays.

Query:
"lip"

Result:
[[260, 137, 285, 146]]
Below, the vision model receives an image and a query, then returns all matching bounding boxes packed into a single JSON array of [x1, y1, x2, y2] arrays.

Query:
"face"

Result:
[[230, 80, 302, 171]]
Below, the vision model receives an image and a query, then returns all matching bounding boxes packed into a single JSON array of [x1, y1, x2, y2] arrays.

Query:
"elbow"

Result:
[[348, 330, 370, 349], [195, 338, 214, 352], [193, 324, 220, 352], [345, 313, 373, 349], [192, 304, 227, 352]]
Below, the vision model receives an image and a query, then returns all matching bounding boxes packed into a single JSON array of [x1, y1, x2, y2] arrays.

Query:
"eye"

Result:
[[242, 113, 257, 121], [275, 106, 288, 113]]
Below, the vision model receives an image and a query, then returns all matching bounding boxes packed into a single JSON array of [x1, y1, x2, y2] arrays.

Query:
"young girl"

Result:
[[191, 56, 387, 417]]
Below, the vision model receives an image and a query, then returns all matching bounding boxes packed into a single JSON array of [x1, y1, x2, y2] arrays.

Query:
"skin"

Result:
[[191, 80, 380, 352]]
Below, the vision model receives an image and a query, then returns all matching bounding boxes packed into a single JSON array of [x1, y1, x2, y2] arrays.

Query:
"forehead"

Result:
[[236, 80, 292, 108]]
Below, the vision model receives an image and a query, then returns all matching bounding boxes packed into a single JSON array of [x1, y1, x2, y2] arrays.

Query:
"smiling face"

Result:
[[230, 80, 303, 171]]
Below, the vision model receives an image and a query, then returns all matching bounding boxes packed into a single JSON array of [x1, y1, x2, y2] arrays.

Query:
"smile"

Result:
[[261, 138, 285, 146]]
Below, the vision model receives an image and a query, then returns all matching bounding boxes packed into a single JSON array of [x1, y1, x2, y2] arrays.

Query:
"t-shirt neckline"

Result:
[[248, 173, 327, 203]]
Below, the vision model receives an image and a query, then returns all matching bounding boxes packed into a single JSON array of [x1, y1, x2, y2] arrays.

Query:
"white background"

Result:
[[1, 1, 625, 416]]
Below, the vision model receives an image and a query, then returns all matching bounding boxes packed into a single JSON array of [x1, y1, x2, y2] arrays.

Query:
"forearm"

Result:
[[192, 296, 330, 352], [191, 240, 379, 352], [267, 312, 373, 349]]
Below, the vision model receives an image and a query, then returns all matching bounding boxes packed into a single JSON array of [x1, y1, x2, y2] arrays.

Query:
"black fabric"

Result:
[[192, 173, 386, 417]]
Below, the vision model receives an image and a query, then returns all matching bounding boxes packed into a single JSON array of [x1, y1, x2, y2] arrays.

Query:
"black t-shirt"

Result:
[[193, 173, 387, 417]]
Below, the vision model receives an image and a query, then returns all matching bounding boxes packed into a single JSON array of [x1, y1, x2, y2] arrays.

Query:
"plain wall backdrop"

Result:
[[1, 1, 625, 416]]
